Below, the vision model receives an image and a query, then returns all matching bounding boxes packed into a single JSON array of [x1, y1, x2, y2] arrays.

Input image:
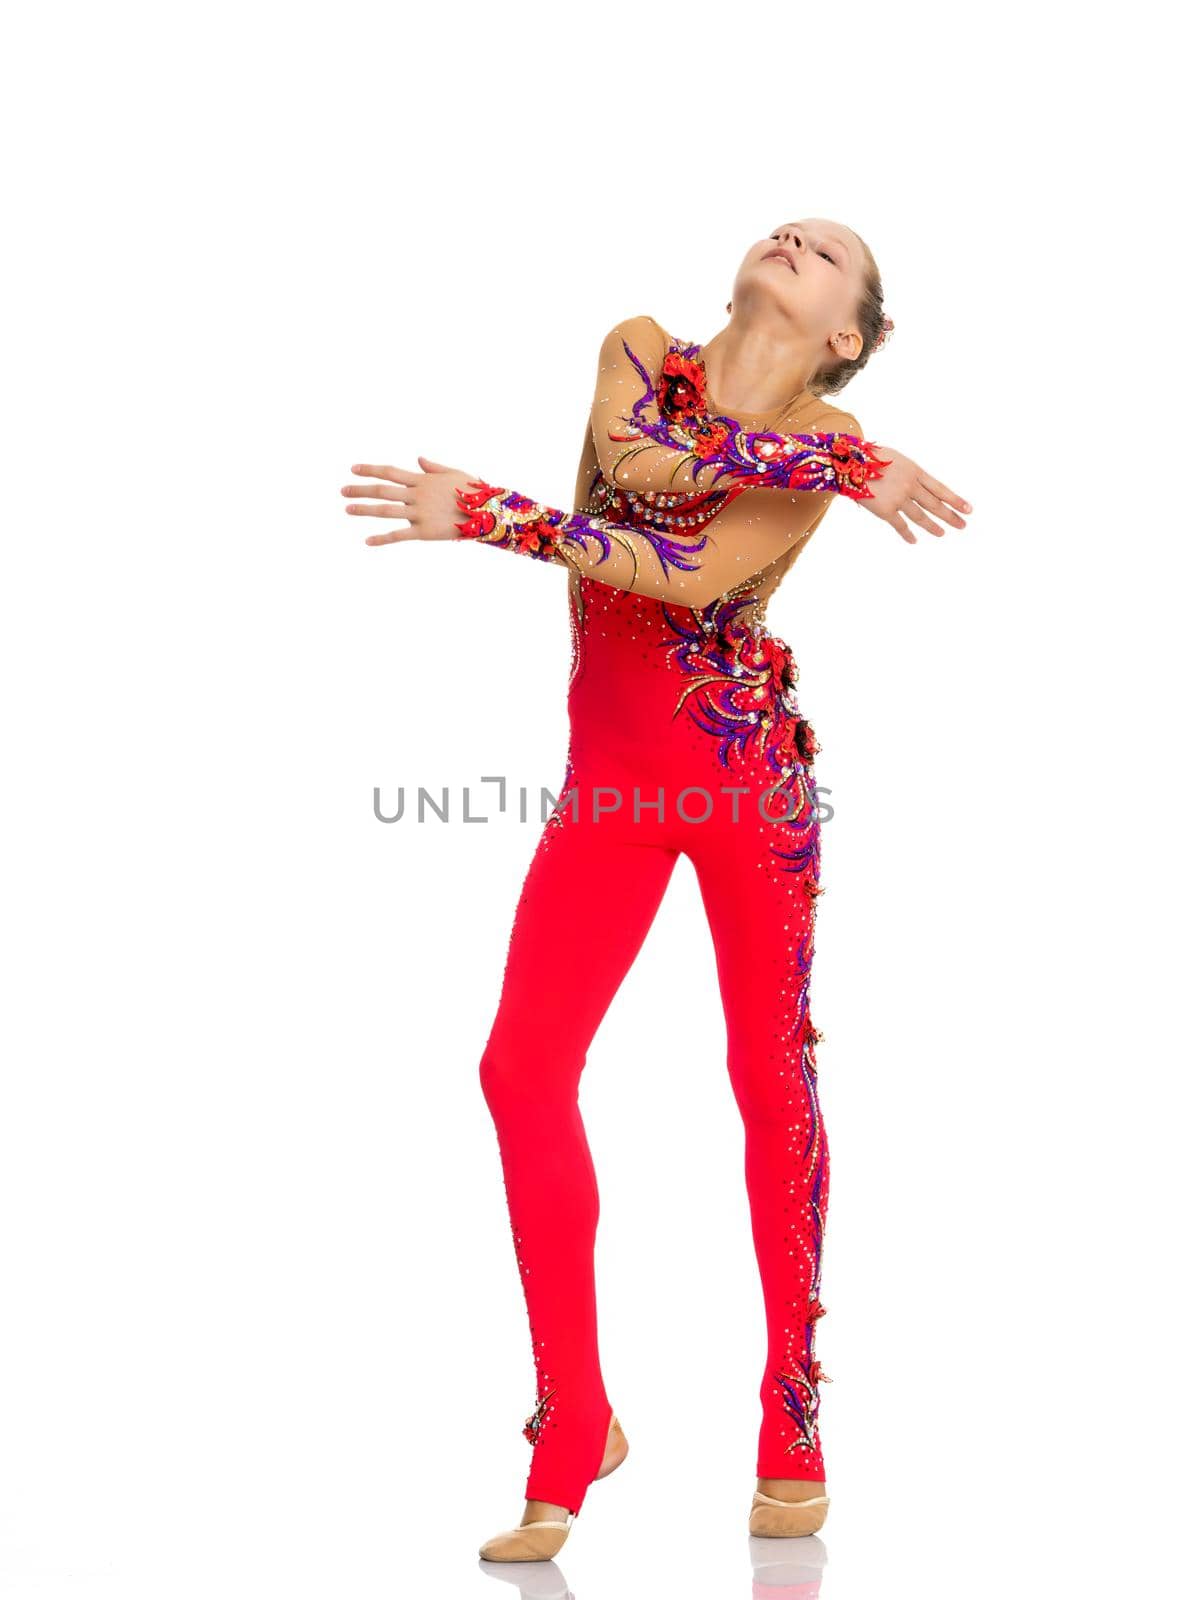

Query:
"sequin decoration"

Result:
[[769, 831, 832, 1459], [656, 575, 834, 1463], [454, 478, 714, 585], [523, 1386, 556, 1445], [567, 569, 586, 691], [774, 1352, 829, 1455], [510, 1219, 557, 1450], [658, 596, 820, 812], [600, 331, 891, 497], [454, 327, 888, 594], [719, 686, 828, 1466]]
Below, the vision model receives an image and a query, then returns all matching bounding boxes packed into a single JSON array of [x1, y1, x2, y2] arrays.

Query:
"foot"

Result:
[[478, 1412, 628, 1562], [749, 1476, 829, 1537], [478, 1499, 575, 1563]]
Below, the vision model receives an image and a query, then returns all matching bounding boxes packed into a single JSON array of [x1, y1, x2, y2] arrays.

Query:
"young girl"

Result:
[[342, 217, 971, 1562]]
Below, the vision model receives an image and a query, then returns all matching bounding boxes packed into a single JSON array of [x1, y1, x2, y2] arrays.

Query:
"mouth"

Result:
[[762, 248, 796, 272]]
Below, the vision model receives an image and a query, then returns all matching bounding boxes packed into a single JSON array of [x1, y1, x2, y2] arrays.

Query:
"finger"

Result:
[[904, 499, 945, 538], [341, 482, 412, 502], [417, 454, 452, 472], [345, 501, 415, 518], [917, 471, 972, 515], [911, 485, 962, 529], [349, 463, 421, 486], [888, 511, 918, 546], [364, 526, 420, 546]]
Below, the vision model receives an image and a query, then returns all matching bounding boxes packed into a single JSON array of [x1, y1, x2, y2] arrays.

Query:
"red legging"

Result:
[[478, 576, 830, 1515]]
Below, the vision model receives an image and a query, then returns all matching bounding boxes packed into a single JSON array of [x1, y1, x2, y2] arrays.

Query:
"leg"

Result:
[[479, 806, 679, 1514], [687, 784, 830, 1483]]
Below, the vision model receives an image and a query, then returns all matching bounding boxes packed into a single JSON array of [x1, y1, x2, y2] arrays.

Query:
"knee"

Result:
[[729, 1048, 821, 1131], [478, 1037, 515, 1113], [478, 1030, 582, 1117]]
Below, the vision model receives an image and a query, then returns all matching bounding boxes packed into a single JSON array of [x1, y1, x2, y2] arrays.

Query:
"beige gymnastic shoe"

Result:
[[478, 1412, 628, 1563], [748, 1485, 831, 1537]]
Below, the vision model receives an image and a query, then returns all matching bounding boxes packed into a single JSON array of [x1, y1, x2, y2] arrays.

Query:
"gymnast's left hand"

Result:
[[851, 444, 973, 544], [341, 455, 473, 545]]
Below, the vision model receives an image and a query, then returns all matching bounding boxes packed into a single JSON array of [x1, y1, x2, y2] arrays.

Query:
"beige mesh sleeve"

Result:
[[589, 315, 705, 494], [588, 315, 869, 499], [454, 398, 866, 610]]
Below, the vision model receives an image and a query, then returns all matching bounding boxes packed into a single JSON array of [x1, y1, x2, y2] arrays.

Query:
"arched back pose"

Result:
[[342, 218, 971, 1563]]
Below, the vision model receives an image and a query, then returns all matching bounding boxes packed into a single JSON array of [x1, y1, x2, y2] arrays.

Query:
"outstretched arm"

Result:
[[589, 315, 974, 541], [346, 430, 862, 610], [452, 475, 843, 609]]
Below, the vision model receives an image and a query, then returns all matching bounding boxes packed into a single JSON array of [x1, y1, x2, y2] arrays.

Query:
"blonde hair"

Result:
[[810, 229, 891, 399]]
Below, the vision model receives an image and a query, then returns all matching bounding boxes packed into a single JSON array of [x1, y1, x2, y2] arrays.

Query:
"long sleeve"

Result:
[[452, 312, 889, 608], [453, 405, 869, 611], [587, 314, 886, 499]]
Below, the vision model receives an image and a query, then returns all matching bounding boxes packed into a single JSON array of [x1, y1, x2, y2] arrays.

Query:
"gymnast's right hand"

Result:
[[341, 455, 473, 546]]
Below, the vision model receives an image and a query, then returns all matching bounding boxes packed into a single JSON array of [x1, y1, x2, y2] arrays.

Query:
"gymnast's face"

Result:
[[731, 218, 867, 358]]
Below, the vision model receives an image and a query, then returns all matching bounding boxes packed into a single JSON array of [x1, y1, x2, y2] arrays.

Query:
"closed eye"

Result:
[[770, 231, 839, 266]]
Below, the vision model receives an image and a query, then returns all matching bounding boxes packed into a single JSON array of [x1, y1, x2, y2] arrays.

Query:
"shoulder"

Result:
[[810, 400, 864, 439], [602, 313, 670, 351], [593, 316, 670, 389]]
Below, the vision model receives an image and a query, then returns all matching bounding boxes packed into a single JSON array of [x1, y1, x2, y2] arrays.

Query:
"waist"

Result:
[[570, 582, 797, 686], [566, 583, 818, 783]]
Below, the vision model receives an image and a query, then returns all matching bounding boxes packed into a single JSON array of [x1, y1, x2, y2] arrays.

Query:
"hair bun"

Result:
[[872, 314, 895, 353]]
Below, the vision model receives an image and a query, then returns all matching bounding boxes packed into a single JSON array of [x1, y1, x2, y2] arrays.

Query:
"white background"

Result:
[[2, 2, 1195, 1596]]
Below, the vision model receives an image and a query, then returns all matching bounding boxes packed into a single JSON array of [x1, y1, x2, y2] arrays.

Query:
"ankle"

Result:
[[756, 1476, 826, 1500], [523, 1498, 570, 1522]]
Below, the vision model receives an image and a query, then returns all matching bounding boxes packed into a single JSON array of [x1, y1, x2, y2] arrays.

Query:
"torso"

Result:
[[570, 318, 836, 635]]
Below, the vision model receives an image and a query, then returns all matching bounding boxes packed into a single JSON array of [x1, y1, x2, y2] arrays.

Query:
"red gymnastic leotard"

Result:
[[462, 314, 884, 1514]]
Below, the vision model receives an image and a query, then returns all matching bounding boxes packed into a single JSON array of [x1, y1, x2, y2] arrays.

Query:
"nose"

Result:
[[781, 228, 806, 253]]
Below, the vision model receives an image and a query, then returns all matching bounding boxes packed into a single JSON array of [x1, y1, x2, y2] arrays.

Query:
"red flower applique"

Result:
[[691, 416, 732, 456], [828, 432, 875, 494], [760, 635, 795, 695], [513, 518, 564, 556], [453, 477, 506, 538], [454, 506, 497, 538], [777, 713, 820, 772], [656, 349, 707, 421]]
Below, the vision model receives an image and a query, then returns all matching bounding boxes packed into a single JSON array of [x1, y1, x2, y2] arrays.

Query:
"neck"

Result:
[[701, 312, 820, 413]]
